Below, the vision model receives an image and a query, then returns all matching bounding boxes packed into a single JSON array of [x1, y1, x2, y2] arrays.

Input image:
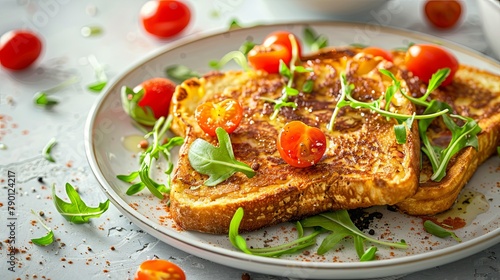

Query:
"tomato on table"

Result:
[[424, 0, 462, 29], [247, 44, 291, 74], [277, 121, 327, 168], [404, 44, 458, 86], [134, 259, 186, 280], [195, 98, 243, 137], [0, 30, 42, 70], [140, 0, 191, 38], [122, 77, 176, 125], [361, 46, 393, 62], [262, 31, 302, 58]]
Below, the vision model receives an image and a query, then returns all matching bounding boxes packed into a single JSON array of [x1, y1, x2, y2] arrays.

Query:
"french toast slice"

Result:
[[394, 62, 500, 215], [169, 50, 421, 234]]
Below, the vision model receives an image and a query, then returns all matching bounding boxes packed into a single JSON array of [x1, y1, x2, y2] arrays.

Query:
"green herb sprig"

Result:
[[117, 116, 184, 198], [229, 207, 322, 257], [120, 86, 157, 126], [262, 34, 313, 120], [423, 220, 461, 242], [209, 50, 250, 71], [52, 183, 110, 224], [30, 209, 54, 246], [188, 127, 255, 186], [228, 208, 406, 261], [165, 65, 201, 84]]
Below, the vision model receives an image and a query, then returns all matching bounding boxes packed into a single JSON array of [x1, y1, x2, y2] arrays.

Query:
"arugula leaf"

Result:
[[42, 138, 57, 163], [52, 183, 110, 224], [423, 220, 461, 242], [188, 127, 255, 186], [228, 207, 322, 257], [117, 116, 184, 198], [30, 209, 54, 246], [165, 64, 201, 84], [303, 26, 329, 52]]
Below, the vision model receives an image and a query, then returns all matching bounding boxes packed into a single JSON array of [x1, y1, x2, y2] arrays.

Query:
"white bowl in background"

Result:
[[279, 0, 389, 16], [477, 0, 500, 59]]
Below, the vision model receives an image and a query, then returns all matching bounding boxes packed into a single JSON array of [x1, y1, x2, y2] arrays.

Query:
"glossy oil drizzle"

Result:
[[431, 190, 490, 229], [121, 134, 146, 153]]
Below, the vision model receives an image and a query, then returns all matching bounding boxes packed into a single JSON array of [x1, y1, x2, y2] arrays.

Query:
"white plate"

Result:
[[84, 22, 500, 279]]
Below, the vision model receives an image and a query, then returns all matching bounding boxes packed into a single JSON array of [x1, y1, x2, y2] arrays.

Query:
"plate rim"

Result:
[[84, 21, 500, 278]]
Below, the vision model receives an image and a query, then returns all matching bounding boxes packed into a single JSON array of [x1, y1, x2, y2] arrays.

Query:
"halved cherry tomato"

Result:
[[134, 259, 186, 280], [195, 98, 243, 137], [277, 121, 327, 168], [361, 46, 393, 62], [247, 44, 291, 74], [262, 31, 302, 58], [405, 44, 458, 86], [424, 0, 462, 29], [140, 0, 191, 38], [0, 30, 42, 70]]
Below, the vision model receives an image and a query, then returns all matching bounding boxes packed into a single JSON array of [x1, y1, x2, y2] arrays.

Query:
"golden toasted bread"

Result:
[[394, 61, 500, 215], [169, 50, 421, 234]]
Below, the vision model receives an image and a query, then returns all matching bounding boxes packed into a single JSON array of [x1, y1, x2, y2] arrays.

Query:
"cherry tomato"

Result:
[[134, 259, 186, 280], [262, 31, 302, 58], [137, 77, 176, 119], [405, 44, 458, 86], [247, 44, 291, 74], [277, 121, 327, 168], [361, 46, 393, 62], [0, 30, 42, 70], [195, 98, 243, 137], [424, 0, 462, 29], [140, 0, 191, 38]]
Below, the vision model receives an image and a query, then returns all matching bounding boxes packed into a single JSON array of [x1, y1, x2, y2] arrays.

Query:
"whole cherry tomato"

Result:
[[140, 0, 191, 38], [405, 44, 458, 86], [134, 259, 186, 280], [262, 31, 302, 58], [361, 46, 393, 62], [277, 121, 327, 168], [424, 0, 462, 29], [0, 30, 42, 70], [195, 98, 243, 137], [247, 44, 291, 74], [122, 77, 176, 125]]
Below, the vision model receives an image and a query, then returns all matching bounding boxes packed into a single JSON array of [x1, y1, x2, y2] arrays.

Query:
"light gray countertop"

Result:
[[0, 1, 499, 279]]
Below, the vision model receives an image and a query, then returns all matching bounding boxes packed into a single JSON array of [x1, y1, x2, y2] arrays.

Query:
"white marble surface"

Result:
[[0, 0, 498, 279]]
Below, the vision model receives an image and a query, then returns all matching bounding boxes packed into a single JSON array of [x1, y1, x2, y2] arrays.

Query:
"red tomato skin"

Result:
[[134, 259, 186, 280], [135, 78, 176, 119], [262, 31, 302, 58], [247, 44, 291, 74], [405, 44, 458, 86], [424, 0, 462, 29], [0, 30, 42, 70], [140, 0, 191, 38], [277, 121, 327, 168], [195, 99, 243, 137], [361, 46, 393, 62]]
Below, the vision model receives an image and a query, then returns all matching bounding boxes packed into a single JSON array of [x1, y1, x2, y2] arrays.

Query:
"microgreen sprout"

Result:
[[42, 137, 57, 163], [165, 64, 201, 84], [303, 26, 329, 52], [117, 116, 184, 199], [30, 209, 54, 246], [87, 55, 108, 92], [33, 76, 79, 108], [209, 50, 250, 71]]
